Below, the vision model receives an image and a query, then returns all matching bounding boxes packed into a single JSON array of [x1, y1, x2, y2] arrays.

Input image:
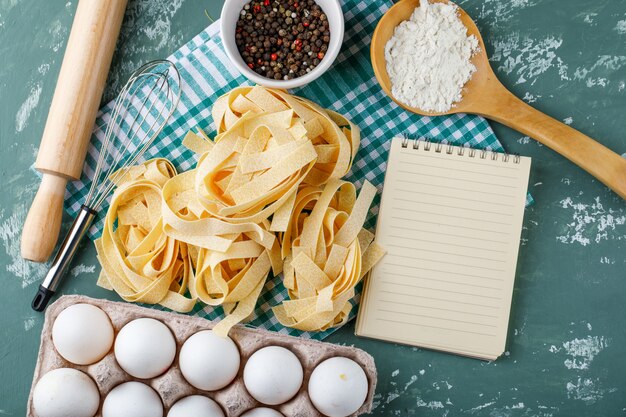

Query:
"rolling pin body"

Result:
[[22, 0, 127, 262]]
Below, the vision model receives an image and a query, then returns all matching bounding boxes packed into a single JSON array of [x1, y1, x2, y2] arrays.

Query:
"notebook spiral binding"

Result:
[[400, 136, 521, 164]]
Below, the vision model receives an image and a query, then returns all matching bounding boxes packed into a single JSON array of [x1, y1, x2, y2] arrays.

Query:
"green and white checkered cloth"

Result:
[[64, 0, 530, 340]]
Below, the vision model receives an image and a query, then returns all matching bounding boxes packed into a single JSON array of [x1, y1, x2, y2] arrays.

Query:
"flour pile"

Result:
[[385, 0, 479, 113]]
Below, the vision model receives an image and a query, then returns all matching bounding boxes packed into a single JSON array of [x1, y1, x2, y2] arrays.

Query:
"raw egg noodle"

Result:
[[273, 180, 385, 331], [96, 86, 384, 336], [95, 159, 197, 313]]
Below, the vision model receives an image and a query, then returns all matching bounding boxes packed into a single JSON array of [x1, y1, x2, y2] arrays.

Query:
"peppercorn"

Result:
[[235, 0, 331, 80]]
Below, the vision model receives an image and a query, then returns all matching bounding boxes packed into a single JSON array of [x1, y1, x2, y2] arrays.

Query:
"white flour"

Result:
[[385, 0, 479, 112]]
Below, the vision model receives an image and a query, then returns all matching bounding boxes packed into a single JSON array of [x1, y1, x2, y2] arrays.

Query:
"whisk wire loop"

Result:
[[85, 60, 181, 210]]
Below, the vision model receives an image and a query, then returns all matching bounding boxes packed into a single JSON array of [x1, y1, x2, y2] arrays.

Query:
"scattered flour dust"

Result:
[[105, 0, 186, 99], [556, 196, 626, 246], [615, 20, 626, 35], [385, 0, 479, 112], [48, 19, 68, 53], [562, 336, 610, 370], [476, 0, 537, 27], [573, 55, 626, 89], [15, 84, 42, 133], [71, 264, 96, 277], [566, 378, 617, 404], [468, 401, 495, 412], [383, 374, 419, 405], [0, 204, 48, 287], [24, 316, 36, 331], [522, 91, 541, 103], [490, 34, 569, 85], [416, 398, 445, 410], [582, 13, 598, 25], [141, 0, 186, 49]]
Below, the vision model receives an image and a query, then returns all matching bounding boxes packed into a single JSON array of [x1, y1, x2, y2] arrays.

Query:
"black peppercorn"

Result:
[[235, 0, 331, 80]]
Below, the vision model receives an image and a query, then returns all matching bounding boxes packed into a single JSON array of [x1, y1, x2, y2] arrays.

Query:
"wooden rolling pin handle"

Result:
[[482, 84, 626, 200], [21, 174, 68, 262]]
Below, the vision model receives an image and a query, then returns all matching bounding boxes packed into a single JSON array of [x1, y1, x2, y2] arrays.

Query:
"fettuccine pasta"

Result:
[[95, 159, 196, 313], [273, 180, 385, 331], [95, 86, 385, 336]]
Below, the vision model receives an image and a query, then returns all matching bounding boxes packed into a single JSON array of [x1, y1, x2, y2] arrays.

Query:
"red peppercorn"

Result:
[[248, 63, 255, 69], [317, 52, 324, 59], [253, 4, 261, 13], [294, 2, 299, 7], [257, 58, 263, 65], [295, 39, 302, 45], [264, 0, 270, 5], [271, 53, 278, 60], [296, 45, 302, 52], [303, 21, 309, 27]]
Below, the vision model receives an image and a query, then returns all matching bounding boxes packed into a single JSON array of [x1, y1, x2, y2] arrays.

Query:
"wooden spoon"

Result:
[[371, 0, 626, 200]]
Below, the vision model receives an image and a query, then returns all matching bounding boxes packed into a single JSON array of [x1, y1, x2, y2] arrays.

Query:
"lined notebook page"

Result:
[[356, 137, 531, 360]]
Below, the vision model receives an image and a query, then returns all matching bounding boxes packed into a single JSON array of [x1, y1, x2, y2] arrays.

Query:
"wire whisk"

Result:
[[32, 59, 181, 311]]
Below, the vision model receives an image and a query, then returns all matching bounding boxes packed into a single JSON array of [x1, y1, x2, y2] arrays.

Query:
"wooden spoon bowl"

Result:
[[371, 0, 626, 200]]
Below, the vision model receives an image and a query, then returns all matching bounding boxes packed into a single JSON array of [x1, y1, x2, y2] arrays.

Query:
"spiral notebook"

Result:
[[356, 137, 531, 360]]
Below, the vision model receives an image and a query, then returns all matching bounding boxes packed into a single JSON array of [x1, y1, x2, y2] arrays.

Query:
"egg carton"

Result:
[[27, 295, 377, 417]]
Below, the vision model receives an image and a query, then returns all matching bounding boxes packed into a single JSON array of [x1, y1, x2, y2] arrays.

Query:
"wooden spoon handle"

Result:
[[481, 85, 626, 199]]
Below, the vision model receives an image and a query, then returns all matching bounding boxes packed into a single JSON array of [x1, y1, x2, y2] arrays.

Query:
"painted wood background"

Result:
[[0, 0, 624, 415]]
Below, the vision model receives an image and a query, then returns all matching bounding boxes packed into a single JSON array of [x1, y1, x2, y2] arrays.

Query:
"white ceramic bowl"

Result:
[[220, 0, 345, 89]]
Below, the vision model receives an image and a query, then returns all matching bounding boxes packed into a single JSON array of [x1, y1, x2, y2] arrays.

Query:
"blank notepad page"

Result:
[[356, 137, 531, 360]]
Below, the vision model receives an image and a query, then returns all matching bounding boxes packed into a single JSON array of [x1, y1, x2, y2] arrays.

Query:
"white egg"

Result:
[[243, 346, 303, 405], [308, 357, 368, 417], [240, 408, 284, 417], [167, 395, 224, 417], [179, 330, 240, 391], [102, 381, 163, 417], [33, 368, 99, 417], [114, 318, 176, 379], [52, 303, 114, 365]]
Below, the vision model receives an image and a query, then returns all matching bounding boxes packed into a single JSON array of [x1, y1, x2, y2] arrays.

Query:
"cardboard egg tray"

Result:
[[27, 295, 377, 417]]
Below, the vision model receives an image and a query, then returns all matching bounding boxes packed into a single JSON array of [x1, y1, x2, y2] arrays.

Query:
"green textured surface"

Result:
[[1, 0, 625, 416]]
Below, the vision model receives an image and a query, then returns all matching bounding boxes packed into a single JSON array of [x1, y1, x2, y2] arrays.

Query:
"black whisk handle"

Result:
[[31, 205, 97, 312]]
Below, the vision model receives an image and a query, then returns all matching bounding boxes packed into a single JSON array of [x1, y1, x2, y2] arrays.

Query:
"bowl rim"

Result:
[[220, 0, 345, 89]]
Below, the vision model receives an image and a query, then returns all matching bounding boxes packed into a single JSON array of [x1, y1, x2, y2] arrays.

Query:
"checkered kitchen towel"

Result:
[[64, 0, 530, 340]]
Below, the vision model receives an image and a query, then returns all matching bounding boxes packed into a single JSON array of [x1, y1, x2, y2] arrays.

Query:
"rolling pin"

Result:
[[21, 0, 128, 262]]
